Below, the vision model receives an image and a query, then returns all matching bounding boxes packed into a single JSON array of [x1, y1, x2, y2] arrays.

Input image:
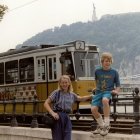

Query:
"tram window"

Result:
[[41, 59, 45, 80], [48, 56, 57, 81], [37, 58, 46, 81], [5, 60, 18, 84], [53, 57, 57, 79], [19, 57, 34, 82], [0, 63, 4, 84], [48, 58, 52, 80]]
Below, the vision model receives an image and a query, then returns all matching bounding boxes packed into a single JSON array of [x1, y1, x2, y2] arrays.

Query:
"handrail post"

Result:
[[11, 96, 18, 127], [132, 87, 140, 134], [91, 118, 98, 132], [3, 99, 7, 121], [22, 97, 26, 121], [112, 95, 118, 123], [75, 100, 81, 120], [3, 94, 7, 114], [74, 93, 81, 120], [31, 94, 38, 128]]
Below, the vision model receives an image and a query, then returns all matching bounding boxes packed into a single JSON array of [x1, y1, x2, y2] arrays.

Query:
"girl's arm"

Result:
[[44, 98, 59, 120], [77, 94, 92, 102]]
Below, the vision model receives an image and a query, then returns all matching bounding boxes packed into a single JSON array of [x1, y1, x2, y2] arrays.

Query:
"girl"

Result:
[[44, 75, 92, 140]]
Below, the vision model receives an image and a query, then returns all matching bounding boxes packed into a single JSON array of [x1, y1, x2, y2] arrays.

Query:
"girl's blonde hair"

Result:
[[100, 52, 113, 64], [58, 75, 73, 92]]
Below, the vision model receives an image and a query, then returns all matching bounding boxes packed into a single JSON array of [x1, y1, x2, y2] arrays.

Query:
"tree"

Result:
[[0, 5, 8, 21]]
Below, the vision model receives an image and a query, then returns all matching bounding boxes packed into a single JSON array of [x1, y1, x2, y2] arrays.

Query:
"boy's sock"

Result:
[[96, 115, 104, 127], [104, 117, 110, 126]]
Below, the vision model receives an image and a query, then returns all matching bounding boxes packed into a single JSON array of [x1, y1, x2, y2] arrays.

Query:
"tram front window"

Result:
[[74, 52, 99, 79]]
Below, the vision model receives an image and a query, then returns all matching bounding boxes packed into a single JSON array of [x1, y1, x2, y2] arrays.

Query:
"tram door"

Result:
[[47, 56, 57, 81], [47, 56, 58, 93], [36, 57, 47, 105], [37, 57, 46, 81], [36, 55, 57, 82]]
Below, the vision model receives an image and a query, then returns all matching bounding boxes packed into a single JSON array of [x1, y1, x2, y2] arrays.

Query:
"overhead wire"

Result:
[[8, 0, 40, 12]]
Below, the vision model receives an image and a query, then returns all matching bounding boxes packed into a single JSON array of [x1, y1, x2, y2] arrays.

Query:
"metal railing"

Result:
[[0, 88, 139, 134], [111, 87, 140, 134]]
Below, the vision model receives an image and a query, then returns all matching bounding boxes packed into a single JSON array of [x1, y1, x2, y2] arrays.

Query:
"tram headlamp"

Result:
[[85, 47, 89, 51], [59, 56, 65, 63]]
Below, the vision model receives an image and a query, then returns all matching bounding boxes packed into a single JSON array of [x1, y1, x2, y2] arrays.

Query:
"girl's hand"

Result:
[[50, 111, 59, 120]]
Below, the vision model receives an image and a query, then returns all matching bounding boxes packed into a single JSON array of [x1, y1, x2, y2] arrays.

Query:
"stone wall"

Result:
[[0, 126, 139, 140]]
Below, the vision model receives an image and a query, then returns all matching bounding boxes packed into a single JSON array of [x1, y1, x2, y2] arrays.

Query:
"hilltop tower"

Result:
[[92, 3, 97, 22]]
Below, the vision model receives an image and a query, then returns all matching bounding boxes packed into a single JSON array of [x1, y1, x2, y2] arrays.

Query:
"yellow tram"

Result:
[[0, 40, 100, 114]]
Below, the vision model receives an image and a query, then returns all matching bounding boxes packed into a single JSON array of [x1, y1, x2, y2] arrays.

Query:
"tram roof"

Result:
[[0, 40, 98, 58], [0, 44, 57, 58]]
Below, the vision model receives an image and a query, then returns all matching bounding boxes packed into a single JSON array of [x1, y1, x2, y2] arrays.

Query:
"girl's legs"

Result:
[[51, 120, 63, 140], [63, 115, 72, 140], [52, 113, 72, 140]]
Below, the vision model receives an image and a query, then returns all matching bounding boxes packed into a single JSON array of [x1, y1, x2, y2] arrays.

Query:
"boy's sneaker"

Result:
[[100, 125, 110, 136], [92, 125, 103, 134]]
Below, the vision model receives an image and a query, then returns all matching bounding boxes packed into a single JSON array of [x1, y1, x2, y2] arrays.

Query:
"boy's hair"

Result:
[[58, 75, 73, 92], [101, 52, 113, 64]]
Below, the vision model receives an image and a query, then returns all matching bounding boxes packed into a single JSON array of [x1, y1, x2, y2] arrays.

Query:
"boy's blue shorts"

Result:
[[91, 90, 112, 107]]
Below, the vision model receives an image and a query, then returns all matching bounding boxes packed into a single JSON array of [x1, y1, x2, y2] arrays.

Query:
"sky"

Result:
[[0, 0, 140, 53]]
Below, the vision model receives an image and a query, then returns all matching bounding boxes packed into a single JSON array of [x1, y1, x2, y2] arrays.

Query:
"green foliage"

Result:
[[18, 12, 140, 70], [0, 4, 8, 21]]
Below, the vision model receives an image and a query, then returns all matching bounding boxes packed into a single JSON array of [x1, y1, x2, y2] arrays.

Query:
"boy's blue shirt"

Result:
[[95, 67, 120, 91]]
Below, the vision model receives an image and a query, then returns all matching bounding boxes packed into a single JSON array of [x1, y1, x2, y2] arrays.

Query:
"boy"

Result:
[[91, 52, 120, 136]]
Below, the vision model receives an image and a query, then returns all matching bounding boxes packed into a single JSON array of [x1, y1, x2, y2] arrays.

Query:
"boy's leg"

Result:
[[91, 107, 104, 134], [102, 98, 110, 126], [91, 92, 104, 134], [91, 92, 103, 120], [95, 111, 104, 127], [100, 91, 111, 136]]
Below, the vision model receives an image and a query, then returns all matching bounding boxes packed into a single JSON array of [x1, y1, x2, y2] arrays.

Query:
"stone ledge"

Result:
[[72, 130, 140, 140], [0, 126, 139, 140], [0, 126, 52, 140]]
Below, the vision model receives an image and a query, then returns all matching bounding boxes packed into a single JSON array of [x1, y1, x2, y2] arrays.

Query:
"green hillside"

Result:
[[17, 12, 140, 76]]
